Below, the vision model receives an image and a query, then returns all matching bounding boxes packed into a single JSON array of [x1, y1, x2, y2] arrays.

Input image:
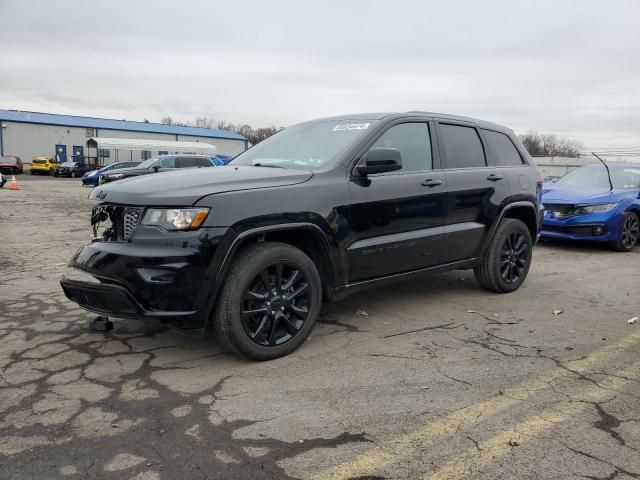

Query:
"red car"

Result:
[[0, 156, 23, 174]]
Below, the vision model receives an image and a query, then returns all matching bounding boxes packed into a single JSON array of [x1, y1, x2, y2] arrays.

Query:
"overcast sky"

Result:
[[1, 0, 639, 153]]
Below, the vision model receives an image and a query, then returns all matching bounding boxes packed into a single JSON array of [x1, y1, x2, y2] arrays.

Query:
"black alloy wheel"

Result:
[[499, 231, 529, 284], [612, 212, 640, 251], [241, 261, 311, 347], [621, 213, 639, 250], [214, 241, 322, 360], [474, 218, 533, 293]]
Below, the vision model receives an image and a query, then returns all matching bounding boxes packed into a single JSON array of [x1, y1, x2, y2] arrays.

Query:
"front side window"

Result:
[[483, 130, 523, 166], [156, 157, 176, 168], [440, 124, 486, 169], [370, 123, 432, 173], [232, 120, 378, 170]]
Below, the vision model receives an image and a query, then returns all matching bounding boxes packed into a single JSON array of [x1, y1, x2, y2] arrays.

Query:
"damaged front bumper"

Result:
[[60, 206, 232, 329]]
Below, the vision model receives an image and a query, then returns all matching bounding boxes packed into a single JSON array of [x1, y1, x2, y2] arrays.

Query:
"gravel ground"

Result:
[[1, 175, 639, 480]]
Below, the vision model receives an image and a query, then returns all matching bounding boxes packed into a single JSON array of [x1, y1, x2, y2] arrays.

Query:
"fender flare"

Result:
[[204, 222, 338, 322], [482, 201, 539, 255]]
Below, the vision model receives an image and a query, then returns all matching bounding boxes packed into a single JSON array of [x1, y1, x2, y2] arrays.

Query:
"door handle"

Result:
[[421, 179, 443, 187], [487, 174, 504, 181]]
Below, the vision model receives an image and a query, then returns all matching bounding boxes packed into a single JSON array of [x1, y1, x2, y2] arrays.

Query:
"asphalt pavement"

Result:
[[1, 176, 639, 479]]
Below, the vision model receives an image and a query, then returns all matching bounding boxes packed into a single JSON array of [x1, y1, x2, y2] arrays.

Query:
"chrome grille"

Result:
[[122, 208, 142, 240]]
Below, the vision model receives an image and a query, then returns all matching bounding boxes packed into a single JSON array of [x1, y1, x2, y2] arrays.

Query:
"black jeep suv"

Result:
[[61, 112, 542, 360]]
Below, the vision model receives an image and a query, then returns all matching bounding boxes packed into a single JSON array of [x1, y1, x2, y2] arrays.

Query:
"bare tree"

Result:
[[161, 116, 282, 145], [519, 131, 582, 157]]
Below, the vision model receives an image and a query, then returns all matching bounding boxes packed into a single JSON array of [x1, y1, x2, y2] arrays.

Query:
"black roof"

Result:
[[310, 111, 512, 132]]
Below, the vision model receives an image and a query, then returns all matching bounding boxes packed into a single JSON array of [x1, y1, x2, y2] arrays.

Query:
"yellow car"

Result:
[[30, 156, 59, 175]]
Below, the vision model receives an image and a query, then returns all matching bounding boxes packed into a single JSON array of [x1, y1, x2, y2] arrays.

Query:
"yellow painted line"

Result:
[[424, 360, 640, 480], [311, 331, 640, 480]]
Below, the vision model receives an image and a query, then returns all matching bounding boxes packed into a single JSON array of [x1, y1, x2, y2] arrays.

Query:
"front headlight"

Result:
[[574, 203, 618, 215], [141, 208, 210, 231], [109, 173, 125, 180]]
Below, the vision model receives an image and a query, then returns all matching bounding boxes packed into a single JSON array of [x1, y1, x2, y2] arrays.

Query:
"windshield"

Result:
[[136, 158, 160, 169], [557, 164, 640, 189], [232, 120, 378, 170]]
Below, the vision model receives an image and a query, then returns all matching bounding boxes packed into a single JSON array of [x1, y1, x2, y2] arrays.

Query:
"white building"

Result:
[[0, 109, 248, 166]]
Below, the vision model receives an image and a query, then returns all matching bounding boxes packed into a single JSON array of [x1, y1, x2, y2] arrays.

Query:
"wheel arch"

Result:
[[483, 201, 538, 256], [209, 223, 338, 319]]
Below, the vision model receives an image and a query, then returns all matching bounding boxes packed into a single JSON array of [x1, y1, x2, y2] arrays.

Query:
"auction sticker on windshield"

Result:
[[333, 123, 370, 131]]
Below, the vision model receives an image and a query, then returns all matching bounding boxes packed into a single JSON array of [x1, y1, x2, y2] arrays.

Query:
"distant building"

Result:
[[0, 109, 248, 165]]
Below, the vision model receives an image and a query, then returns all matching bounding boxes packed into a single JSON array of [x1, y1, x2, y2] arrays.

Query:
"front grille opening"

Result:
[[92, 205, 143, 241], [63, 283, 138, 315]]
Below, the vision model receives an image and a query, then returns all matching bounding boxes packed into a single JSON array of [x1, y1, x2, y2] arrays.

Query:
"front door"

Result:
[[436, 122, 510, 263], [55, 144, 67, 164], [347, 122, 447, 282], [72, 145, 84, 164]]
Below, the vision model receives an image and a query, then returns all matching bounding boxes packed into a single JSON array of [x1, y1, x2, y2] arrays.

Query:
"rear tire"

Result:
[[213, 241, 322, 360], [610, 212, 639, 251], [474, 218, 532, 293]]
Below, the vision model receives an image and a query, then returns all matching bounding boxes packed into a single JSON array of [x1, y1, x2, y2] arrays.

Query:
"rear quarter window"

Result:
[[439, 124, 486, 169], [483, 130, 524, 166]]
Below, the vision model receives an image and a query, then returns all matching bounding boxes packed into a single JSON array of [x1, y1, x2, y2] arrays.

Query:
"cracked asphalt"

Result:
[[1, 175, 639, 480]]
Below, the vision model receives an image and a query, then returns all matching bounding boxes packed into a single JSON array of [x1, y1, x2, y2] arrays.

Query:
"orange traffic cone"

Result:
[[9, 175, 19, 190]]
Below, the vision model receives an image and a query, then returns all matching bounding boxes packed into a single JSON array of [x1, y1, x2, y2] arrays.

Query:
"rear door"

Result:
[[347, 121, 447, 282], [481, 128, 535, 201], [436, 122, 510, 263]]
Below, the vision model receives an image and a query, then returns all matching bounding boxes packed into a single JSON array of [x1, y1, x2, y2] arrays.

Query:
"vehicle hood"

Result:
[[542, 185, 639, 205], [89, 165, 314, 205]]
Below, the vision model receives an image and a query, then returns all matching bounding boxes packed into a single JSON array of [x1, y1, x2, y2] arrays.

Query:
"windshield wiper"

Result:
[[252, 163, 285, 168]]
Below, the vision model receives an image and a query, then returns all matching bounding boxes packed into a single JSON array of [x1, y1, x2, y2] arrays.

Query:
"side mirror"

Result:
[[152, 165, 160, 172], [357, 147, 402, 176]]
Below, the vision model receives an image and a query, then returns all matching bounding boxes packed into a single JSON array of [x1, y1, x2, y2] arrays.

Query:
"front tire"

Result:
[[213, 241, 322, 360], [474, 218, 533, 293], [610, 212, 639, 251]]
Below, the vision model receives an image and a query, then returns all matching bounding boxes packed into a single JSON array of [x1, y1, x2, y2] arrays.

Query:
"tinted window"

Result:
[[440, 124, 485, 169], [178, 157, 210, 168], [156, 157, 176, 168], [371, 123, 431, 172], [483, 130, 523, 166]]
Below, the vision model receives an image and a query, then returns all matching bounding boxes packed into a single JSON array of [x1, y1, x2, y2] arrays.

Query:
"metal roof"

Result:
[[87, 137, 216, 154], [0, 109, 247, 141]]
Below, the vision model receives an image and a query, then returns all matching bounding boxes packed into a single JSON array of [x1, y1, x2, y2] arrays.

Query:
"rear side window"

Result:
[[439, 124, 486, 169], [177, 157, 210, 168], [371, 123, 432, 172], [483, 130, 523, 166]]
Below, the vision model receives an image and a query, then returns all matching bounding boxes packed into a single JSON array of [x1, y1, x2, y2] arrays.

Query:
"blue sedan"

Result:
[[541, 163, 640, 251], [210, 154, 234, 166], [81, 161, 141, 186]]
